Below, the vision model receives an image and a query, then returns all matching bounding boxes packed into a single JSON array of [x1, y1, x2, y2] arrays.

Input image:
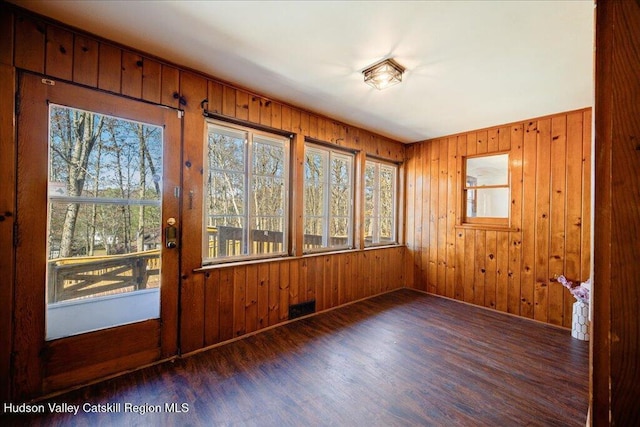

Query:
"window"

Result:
[[364, 159, 398, 246], [47, 104, 163, 339], [304, 144, 354, 251], [204, 122, 289, 262], [463, 153, 509, 225]]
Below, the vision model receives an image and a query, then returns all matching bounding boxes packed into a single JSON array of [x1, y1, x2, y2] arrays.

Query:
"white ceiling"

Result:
[[11, 0, 595, 143]]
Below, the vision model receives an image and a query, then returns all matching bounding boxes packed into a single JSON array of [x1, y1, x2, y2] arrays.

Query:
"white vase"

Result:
[[571, 300, 590, 341]]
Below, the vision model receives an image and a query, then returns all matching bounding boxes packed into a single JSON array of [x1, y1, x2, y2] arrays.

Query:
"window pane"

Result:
[[331, 155, 350, 185], [209, 171, 245, 216], [380, 217, 394, 243], [305, 150, 326, 184], [329, 155, 352, 247], [466, 153, 508, 186], [253, 138, 284, 177], [251, 217, 284, 255], [49, 106, 164, 203], [364, 164, 375, 217], [251, 138, 287, 257], [304, 180, 325, 220], [204, 123, 288, 262], [304, 144, 354, 251], [330, 217, 350, 247], [364, 160, 397, 246], [364, 217, 373, 244], [208, 129, 245, 172], [47, 105, 163, 340], [466, 187, 509, 218], [207, 219, 246, 257], [330, 184, 350, 218], [205, 126, 246, 234], [304, 149, 327, 223], [48, 202, 161, 259], [251, 177, 284, 216], [304, 217, 325, 249], [379, 166, 395, 219]]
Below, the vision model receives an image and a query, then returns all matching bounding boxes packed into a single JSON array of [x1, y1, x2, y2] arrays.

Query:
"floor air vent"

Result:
[[289, 300, 316, 320]]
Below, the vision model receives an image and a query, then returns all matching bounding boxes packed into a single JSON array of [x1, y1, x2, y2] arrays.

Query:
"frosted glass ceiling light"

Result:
[[363, 58, 405, 90]]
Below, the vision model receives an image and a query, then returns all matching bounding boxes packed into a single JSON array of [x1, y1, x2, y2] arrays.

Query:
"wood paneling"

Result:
[[203, 269, 220, 346], [534, 118, 551, 323], [72, 35, 99, 87], [428, 140, 438, 291], [0, 64, 16, 402], [178, 71, 208, 354], [97, 43, 121, 93], [279, 260, 290, 321], [218, 269, 234, 342], [257, 263, 269, 329], [161, 65, 180, 108], [521, 121, 537, 318], [187, 249, 405, 351], [14, 14, 45, 73], [223, 86, 236, 117], [45, 25, 73, 80], [549, 116, 567, 325], [508, 125, 523, 316], [233, 266, 247, 337], [0, 4, 14, 66], [593, 0, 640, 424], [404, 145, 417, 288], [417, 142, 426, 291], [405, 109, 591, 327], [121, 51, 143, 98], [245, 265, 258, 334], [235, 89, 249, 120], [142, 58, 162, 104]]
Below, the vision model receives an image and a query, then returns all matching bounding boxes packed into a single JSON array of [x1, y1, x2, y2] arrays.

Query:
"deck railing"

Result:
[[207, 226, 348, 258], [47, 250, 160, 303]]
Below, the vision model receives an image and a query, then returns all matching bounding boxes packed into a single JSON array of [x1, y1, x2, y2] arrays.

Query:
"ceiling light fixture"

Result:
[[363, 58, 405, 90]]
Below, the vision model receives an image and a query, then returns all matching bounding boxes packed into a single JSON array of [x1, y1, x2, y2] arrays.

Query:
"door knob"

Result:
[[165, 218, 178, 249]]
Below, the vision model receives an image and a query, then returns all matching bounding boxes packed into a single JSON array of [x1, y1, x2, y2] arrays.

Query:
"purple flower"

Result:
[[557, 275, 590, 304]]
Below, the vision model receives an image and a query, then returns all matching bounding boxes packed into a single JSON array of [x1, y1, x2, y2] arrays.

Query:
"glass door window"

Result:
[[46, 105, 164, 340]]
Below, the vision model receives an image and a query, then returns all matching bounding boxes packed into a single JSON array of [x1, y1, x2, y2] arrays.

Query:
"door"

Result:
[[12, 73, 181, 399]]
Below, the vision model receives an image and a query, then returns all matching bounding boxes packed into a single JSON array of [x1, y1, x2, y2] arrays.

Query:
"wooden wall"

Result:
[[184, 249, 404, 352], [0, 4, 405, 399], [404, 109, 591, 328], [592, 0, 640, 424], [0, 7, 16, 402]]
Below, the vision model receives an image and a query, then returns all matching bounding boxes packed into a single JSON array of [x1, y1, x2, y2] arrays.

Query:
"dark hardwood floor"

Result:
[[3, 289, 589, 426]]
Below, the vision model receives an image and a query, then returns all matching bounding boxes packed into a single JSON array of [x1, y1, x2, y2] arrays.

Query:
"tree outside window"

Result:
[[204, 122, 289, 262], [364, 160, 398, 246], [303, 144, 354, 251]]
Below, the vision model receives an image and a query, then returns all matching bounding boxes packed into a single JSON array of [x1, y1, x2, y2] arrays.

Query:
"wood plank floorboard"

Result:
[[3, 289, 588, 426]]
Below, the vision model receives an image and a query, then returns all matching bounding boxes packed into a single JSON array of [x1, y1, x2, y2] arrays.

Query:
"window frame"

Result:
[[203, 120, 291, 264], [303, 142, 355, 253], [364, 158, 399, 247], [462, 152, 510, 227]]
